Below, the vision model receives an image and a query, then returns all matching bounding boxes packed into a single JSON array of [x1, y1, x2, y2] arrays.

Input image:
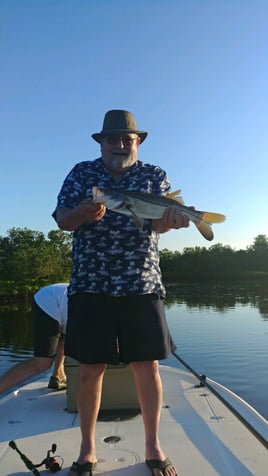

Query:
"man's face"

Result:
[[100, 134, 141, 176]]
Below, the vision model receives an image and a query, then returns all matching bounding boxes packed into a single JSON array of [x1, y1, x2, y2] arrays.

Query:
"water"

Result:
[[164, 282, 268, 420], [0, 282, 268, 420]]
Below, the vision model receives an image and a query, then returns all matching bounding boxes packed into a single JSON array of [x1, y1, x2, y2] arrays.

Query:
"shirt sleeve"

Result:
[[52, 163, 87, 220], [151, 166, 171, 196]]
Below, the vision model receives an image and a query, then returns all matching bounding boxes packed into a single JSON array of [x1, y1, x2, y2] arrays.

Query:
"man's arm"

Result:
[[55, 199, 106, 231]]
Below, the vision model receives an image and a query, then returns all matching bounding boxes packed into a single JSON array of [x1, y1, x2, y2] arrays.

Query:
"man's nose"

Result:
[[115, 138, 125, 148]]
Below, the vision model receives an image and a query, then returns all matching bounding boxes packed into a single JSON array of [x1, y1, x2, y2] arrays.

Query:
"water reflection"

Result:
[[0, 304, 33, 360], [164, 282, 268, 318], [1, 282, 267, 360]]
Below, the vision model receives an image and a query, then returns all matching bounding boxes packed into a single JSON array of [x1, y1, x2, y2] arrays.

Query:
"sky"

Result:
[[1, 0, 267, 252]]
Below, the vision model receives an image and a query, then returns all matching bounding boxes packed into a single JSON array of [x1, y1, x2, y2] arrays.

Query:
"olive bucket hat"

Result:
[[92, 110, 148, 143]]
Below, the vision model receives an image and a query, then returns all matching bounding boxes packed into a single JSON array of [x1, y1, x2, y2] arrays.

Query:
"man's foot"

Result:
[[48, 375, 67, 390], [67, 461, 96, 476], [146, 458, 177, 476]]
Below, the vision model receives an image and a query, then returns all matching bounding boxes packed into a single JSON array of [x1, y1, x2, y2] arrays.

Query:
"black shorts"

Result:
[[65, 293, 176, 364], [32, 298, 62, 358]]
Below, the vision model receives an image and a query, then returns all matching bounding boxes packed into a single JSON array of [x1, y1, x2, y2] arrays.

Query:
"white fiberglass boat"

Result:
[[0, 355, 267, 476]]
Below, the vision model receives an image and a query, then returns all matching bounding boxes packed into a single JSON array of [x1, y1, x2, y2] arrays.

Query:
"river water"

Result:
[[0, 282, 268, 420]]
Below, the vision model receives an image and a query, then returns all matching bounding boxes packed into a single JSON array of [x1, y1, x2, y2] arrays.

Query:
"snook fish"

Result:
[[92, 187, 226, 241]]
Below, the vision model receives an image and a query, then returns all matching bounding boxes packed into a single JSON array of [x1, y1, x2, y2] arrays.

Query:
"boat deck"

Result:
[[0, 365, 267, 475]]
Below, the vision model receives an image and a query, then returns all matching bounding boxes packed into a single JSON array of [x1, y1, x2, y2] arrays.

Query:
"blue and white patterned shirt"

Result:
[[53, 158, 171, 297]]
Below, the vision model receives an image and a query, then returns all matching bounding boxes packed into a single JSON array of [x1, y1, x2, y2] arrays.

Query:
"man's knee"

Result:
[[78, 363, 107, 381], [130, 360, 159, 376]]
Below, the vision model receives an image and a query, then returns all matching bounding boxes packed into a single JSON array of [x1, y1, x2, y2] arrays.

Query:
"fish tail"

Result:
[[193, 212, 226, 241], [194, 221, 214, 241], [201, 212, 226, 224]]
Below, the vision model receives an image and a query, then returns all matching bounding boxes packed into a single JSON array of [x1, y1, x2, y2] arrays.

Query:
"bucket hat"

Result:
[[92, 110, 148, 143]]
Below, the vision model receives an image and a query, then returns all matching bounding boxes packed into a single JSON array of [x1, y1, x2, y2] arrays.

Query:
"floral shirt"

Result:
[[53, 158, 171, 297]]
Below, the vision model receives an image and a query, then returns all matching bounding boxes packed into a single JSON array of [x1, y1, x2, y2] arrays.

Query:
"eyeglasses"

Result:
[[104, 135, 139, 146]]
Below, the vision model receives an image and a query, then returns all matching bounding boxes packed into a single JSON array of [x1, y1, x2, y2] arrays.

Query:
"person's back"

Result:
[[0, 283, 69, 395], [34, 283, 68, 333]]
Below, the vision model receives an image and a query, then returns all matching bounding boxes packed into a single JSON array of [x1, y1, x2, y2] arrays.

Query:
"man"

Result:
[[53, 110, 189, 476], [0, 283, 68, 394]]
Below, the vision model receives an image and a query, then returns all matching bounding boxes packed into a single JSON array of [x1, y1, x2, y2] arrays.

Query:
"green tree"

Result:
[[248, 234, 268, 255], [1, 229, 268, 299], [0, 227, 72, 295], [246, 235, 268, 271], [46, 229, 73, 280]]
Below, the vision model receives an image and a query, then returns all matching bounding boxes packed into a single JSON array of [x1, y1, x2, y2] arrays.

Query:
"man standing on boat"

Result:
[[53, 110, 189, 476], [0, 283, 68, 394]]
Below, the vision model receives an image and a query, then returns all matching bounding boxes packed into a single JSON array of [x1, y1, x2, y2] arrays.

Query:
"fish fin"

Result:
[[166, 189, 182, 197], [201, 212, 226, 224], [194, 212, 226, 241], [194, 221, 214, 241], [166, 189, 184, 204], [127, 207, 144, 229]]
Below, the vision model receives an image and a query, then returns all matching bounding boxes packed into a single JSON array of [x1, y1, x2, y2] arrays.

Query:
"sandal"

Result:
[[146, 457, 177, 475], [48, 375, 67, 390], [68, 461, 96, 476]]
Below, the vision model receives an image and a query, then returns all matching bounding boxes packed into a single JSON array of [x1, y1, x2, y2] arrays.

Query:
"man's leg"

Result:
[[130, 360, 177, 476], [68, 362, 106, 473], [51, 334, 66, 380], [0, 356, 52, 394], [33, 298, 63, 389], [48, 334, 67, 389]]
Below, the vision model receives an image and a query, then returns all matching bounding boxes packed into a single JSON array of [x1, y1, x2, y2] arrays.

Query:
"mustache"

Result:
[[111, 150, 128, 155]]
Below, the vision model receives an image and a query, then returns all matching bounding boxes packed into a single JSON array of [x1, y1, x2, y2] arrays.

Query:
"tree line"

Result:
[[160, 234, 268, 280], [0, 228, 72, 299], [0, 227, 267, 300]]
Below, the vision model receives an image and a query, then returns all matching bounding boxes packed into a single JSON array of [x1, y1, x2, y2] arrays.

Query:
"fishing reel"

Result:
[[36, 443, 63, 472], [9, 440, 63, 474]]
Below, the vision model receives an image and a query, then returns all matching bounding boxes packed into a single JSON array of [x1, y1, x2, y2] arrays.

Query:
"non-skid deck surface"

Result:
[[0, 366, 267, 475]]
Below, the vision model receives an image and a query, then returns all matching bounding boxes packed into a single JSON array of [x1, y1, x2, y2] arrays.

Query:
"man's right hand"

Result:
[[55, 199, 106, 231], [77, 198, 106, 222]]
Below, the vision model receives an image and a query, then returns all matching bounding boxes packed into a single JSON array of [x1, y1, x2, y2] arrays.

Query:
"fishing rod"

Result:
[[8, 440, 63, 473], [172, 351, 268, 450], [8, 440, 40, 475]]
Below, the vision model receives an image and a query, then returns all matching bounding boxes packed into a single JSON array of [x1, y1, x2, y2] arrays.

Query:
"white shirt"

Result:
[[34, 283, 68, 333]]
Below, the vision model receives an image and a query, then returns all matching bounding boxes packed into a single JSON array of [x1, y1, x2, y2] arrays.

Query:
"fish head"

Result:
[[92, 187, 127, 210]]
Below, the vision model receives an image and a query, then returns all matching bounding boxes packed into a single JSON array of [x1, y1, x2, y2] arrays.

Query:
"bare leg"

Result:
[[0, 357, 52, 394], [68, 362, 106, 473], [130, 360, 177, 476], [51, 334, 66, 379]]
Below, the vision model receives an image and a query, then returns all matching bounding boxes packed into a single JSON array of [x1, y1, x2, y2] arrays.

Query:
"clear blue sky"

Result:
[[1, 0, 267, 251]]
